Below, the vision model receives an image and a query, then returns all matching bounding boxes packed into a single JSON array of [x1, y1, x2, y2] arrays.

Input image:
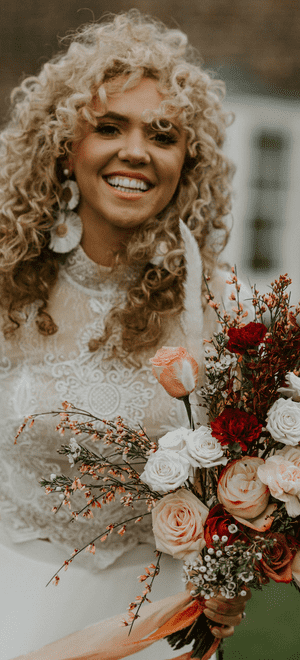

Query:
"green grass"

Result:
[[223, 582, 300, 660]]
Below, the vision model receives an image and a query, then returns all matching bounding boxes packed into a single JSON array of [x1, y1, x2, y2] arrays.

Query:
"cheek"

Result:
[[161, 161, 183, 199], [72, 135, 105, 169]]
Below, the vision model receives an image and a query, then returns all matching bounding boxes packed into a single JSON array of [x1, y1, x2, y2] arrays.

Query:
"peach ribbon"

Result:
[[13, 591, 193, 660], [136, 597, 220, 660]]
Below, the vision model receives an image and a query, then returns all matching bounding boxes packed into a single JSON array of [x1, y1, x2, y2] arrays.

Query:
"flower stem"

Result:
[[218, 639, 224, 659], [180, 394, 195, 430]]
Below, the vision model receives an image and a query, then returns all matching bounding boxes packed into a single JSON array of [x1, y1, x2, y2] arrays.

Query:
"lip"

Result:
[[102, 170, 154, 186], [102, 178, 151, 200]]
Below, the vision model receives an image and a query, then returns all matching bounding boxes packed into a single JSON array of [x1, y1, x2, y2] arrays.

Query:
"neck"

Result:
[[78, 207, 135, 266]]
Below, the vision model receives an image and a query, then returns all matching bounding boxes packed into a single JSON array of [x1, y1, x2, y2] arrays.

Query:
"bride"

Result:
[[0, 10, 249, 660]]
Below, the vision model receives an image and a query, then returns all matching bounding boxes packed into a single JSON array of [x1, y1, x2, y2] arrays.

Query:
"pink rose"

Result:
[[152, 488, 208, 560], [257, 454, 300, 517], [150, 346, 198, 398], [217, 457, 270, 521]]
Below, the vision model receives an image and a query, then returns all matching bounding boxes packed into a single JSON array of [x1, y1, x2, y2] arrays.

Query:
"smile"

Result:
[[104, 175, 152, 193]]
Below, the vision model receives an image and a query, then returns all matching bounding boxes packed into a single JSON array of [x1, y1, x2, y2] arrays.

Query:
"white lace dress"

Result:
[[0, 246, 233, 659]]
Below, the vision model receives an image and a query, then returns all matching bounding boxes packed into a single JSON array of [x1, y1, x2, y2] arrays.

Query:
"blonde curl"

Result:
[[0, 10, 234, 355]]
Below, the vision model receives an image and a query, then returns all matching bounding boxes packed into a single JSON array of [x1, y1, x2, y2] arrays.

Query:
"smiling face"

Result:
[[70, 78, 187, 244]]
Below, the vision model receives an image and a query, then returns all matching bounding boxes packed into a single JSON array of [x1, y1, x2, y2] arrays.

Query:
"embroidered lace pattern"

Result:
[[0, 246, 242, 569]]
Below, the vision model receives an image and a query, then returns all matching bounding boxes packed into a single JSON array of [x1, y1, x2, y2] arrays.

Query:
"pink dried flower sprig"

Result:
[[15, 405, 165, 587], [122, 552, 162, 631]]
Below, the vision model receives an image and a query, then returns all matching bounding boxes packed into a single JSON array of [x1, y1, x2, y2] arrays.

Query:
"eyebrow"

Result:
[[97, 111, 181, 135]]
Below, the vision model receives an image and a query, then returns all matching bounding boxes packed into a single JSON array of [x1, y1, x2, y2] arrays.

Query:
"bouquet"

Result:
[[16, 270, 300, 660]]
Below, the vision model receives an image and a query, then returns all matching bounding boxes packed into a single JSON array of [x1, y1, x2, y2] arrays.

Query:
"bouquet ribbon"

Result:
[[134, 597, 220, 660]]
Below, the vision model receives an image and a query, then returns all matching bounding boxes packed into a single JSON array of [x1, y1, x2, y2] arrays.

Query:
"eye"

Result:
[[95, 123, 120, 136], [152, 131, 178, 145]]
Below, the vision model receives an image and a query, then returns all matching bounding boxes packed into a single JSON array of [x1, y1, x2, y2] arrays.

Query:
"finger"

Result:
[[205, 592, 251, 615], [211, 625, 235, 639], [210, 589, 252, 606], [204, 600, 244, 616], [204, 608, 242, 627]]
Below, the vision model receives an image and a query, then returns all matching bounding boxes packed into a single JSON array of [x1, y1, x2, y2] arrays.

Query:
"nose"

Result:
[[118, 129, 151, 165]]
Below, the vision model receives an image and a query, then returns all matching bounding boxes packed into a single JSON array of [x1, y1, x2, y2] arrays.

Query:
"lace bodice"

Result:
[[0, 246, 240, 569]]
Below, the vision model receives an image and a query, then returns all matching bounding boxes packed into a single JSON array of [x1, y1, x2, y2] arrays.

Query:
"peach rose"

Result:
[[257, 454, 300, 517], [152, 488, 209, 560], [217, 457, 270, 520], [150, 346, 198, 398]]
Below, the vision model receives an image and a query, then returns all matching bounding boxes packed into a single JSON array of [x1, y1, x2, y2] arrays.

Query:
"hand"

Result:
[[203, 590, 251, 639]]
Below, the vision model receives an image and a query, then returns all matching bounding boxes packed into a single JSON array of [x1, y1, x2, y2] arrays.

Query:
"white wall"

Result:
[[222, 93, 300, 302]]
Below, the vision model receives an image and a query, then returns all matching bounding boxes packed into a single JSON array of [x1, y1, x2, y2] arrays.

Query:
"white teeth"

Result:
[[106, 175, 151, 192]]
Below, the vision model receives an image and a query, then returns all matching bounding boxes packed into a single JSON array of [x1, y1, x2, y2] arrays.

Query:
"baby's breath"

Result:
[[182, 534, 276, 599]]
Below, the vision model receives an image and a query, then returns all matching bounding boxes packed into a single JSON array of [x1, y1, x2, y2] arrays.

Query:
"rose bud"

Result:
[[150, 346, 198, 399]]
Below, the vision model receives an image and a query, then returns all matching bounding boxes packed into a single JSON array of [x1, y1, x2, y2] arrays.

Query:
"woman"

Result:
[[0, 11, 249, 660]]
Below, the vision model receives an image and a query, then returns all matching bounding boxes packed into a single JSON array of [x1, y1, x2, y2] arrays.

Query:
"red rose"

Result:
[[211, 408, 262, 451], [204, 504, 248, 548], [227, 322, 267, 355], [258, 532, 297, 583]]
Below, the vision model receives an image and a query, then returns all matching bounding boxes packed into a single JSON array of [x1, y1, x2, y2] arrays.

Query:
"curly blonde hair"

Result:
[[0, 10, 234, 354]]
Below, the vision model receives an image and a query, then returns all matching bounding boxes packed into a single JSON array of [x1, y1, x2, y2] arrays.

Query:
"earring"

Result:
[[49, 210, 83, 253], [49, 170, 82, 253], [61, 169, 80, 211]]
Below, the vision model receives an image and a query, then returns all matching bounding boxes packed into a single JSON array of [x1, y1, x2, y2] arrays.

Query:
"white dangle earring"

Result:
[[49, 168, 83, 254]]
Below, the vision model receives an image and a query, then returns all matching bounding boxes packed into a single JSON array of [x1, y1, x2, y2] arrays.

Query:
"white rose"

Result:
[[158, 427, 191, 453], [185, 426, 228, 468], [140, 449, 190, 493], [278, 372, 300, 401], [266, 398, 300, 446]]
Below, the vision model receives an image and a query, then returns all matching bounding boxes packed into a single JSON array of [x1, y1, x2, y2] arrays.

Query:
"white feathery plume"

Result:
[[179, 218, 204, 381]]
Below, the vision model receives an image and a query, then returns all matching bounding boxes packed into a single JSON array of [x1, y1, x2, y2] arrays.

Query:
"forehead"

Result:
[[94, 77, 176, 123]]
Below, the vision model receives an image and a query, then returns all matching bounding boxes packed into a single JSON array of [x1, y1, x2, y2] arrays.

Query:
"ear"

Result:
[[62, 158, 74, 177]]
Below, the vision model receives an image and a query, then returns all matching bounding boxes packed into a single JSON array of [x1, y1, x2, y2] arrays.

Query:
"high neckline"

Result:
[[62, 244, 140, 291]]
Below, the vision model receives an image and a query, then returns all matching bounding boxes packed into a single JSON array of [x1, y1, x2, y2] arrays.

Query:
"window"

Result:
[[247, 130, 289, 272]]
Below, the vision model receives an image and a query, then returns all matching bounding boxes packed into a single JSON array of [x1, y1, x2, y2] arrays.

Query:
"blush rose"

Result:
[[150, 346, 198, 398], [152, 488, 209, 560], [257, 454, 300, 517], [266, 397, 300, 446], [217, 457, 270, 520]]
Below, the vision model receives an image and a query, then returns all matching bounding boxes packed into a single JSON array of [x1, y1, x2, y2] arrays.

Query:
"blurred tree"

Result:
[[1, 0, 300, 123]]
